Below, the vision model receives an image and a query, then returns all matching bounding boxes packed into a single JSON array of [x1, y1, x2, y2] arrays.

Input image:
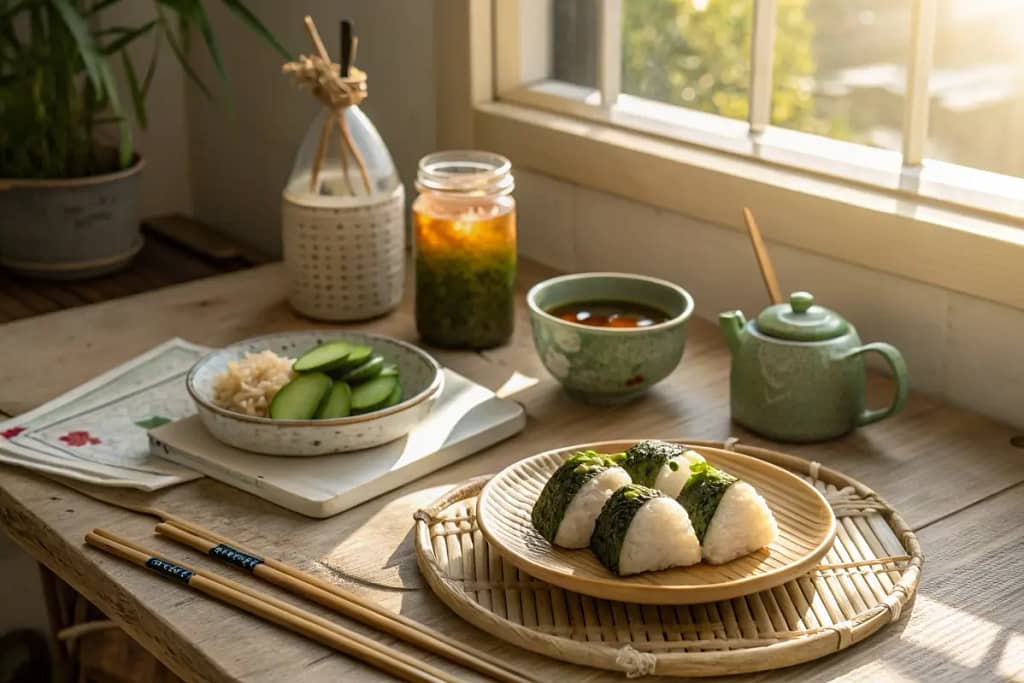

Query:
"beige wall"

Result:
[[185, 1, 437, 256]]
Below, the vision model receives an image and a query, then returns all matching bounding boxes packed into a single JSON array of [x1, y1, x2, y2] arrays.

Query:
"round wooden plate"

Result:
[[476, 439, 837, 605]]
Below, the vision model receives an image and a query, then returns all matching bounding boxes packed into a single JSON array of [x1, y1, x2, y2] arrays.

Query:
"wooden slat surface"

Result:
[[0, 259, 1022, 682], [0, 220, 259, 325]]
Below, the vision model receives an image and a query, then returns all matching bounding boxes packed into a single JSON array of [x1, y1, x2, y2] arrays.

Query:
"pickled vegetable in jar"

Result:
[[413, 151, 516, 349]]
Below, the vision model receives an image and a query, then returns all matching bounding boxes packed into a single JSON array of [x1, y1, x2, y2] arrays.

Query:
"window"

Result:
[[770, 1, 910, 150], [926, 0, 1024, 178], [500, 0, 1024, 224], [621, 0, 752, 122]]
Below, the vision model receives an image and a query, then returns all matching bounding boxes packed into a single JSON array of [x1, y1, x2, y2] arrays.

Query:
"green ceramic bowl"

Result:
[[527, 272, 695, 404]]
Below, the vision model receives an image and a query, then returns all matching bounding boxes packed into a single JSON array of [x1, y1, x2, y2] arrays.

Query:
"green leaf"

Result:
[[135, 415, 172, 429], [156, 4, 213, 97], [141, 32, 160, 94], [101, 20, 157, 54], [191, 1, 226, 85], [51, 0, 103, 92], [157, 0, 225, 85], [98, 59, 133, 168], [85, 0, 121, 16], [0, 0, 41, 24], [121, 51, 146, 127], [220, 0, 290, 60]]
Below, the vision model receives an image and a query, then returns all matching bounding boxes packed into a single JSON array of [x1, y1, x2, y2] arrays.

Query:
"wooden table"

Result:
[[1, 260, 1022, 682]]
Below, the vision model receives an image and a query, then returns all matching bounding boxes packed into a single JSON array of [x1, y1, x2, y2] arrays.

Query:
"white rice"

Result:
[[701, 481, 779, 564], [211, 350, 295, 418], [653, 450, 707, 498], [618, 497, 702, 575], [553, 467, 631, 548]]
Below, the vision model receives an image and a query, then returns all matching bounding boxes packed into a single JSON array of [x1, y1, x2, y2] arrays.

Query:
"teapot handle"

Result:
[[841, 342, 909, 427]]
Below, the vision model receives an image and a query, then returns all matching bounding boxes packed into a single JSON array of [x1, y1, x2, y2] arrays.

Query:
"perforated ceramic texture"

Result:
[[414, 439, 922, 678], [282, 185, 405, 321], [186, 330, 442, 456]]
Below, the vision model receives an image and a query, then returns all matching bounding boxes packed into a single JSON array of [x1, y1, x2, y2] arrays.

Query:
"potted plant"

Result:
[[0, 1, 288, 279]]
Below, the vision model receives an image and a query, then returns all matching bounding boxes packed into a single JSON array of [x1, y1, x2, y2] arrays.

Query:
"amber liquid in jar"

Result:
[[413, 151, 516, 349], [413, 194, 516, 348]]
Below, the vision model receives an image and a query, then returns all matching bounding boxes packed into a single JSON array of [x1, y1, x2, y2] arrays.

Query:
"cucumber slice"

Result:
[[338, 344, 373, 369], [315, 381, 351, 419], [351, 375, 399, 413], [269, 372, 332, 419], [383, 382, 403, 408], [293, 341, 352, 373], [342, 355, 384, 383], [379, 363, 399, 378]]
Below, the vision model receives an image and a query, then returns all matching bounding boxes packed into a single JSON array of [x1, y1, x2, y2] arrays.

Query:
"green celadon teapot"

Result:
[[719, 291, 909, 442]]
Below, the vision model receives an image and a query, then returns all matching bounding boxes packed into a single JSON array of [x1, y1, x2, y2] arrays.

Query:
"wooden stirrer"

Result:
[[743, 207, 783, 305]]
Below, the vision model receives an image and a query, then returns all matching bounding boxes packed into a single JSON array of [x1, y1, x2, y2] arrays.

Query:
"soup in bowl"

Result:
[[526, 272, 694, 404]]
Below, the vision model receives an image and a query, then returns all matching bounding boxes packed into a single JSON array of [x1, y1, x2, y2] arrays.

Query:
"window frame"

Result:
[[436, 0, 1024, 311]]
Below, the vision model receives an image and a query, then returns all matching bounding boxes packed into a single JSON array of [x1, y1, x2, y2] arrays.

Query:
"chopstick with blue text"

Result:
[[154, 520, 534, 683], [85, 529, 455, 683]]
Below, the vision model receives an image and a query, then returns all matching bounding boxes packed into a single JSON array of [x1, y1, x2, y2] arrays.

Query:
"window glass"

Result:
[[552, 0, 599, 88], [771, 0, 910, 151], [926, 0, 1024, 177], [622, 0, 752, 121]]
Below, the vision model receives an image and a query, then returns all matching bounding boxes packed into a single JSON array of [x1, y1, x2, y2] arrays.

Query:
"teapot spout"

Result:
[[719, 310, 747, 356]]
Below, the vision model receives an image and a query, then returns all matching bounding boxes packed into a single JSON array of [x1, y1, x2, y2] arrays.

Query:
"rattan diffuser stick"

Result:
[[283, 16, 372, 195]]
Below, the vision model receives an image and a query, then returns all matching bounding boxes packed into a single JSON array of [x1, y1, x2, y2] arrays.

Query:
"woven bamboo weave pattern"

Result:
[[413, 439, 922, 678]]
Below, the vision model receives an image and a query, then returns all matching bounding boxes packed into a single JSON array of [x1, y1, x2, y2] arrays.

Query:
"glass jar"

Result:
[[413, 151, 516, 349]]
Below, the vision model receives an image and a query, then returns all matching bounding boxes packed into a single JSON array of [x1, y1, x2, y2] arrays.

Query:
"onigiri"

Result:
[[590, 484, 702, 576], [677, 462, 778, 564], [618, 440, 707, 498], [532, 452, 632, 548]]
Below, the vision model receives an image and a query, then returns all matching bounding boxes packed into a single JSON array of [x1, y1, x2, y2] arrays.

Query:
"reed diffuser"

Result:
[[280, 17, 404, 321]]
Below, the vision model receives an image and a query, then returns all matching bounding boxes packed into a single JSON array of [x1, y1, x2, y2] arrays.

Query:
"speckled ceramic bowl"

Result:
[[187, 331, 443, 455], [527, 273, 694, 404]]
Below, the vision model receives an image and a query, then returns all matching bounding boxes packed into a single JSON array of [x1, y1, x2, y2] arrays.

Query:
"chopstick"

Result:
[[155, 520, 533, 683], [85, 529, 456, 683], [742, 207, 783, 305], [57, 479, 534, 683]]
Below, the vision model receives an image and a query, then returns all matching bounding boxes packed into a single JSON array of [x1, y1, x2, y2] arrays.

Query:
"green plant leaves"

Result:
[[98, 59, 132, 168], [156, 3, 213, 97], [101, 20, 158, 55], [51, 0, 103, 92], [2, 0, 288, 179], [122, 52, 146, 127]]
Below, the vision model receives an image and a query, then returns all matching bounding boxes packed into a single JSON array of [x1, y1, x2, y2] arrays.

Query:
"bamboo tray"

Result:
[[413, 439, 922, 678], [476, 442, 836, 605]]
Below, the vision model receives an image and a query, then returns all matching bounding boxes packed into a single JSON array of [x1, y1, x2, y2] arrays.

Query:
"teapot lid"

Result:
[[755, 292, 848, 341]]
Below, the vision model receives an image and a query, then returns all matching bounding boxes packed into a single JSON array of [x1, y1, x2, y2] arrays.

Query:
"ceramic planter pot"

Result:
[[527, 272, 694, 405], [720, 291, 909, 442], [0, 158, 144, 279]]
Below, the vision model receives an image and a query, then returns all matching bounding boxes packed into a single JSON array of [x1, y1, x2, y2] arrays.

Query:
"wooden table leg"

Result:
[[37, 563, 72, 682]]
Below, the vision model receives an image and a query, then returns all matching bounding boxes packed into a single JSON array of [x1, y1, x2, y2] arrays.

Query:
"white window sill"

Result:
[[474, 98, 1024, 312]]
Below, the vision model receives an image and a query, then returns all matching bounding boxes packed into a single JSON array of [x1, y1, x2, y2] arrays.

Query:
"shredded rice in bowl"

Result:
[[211, 350, 295, 417]]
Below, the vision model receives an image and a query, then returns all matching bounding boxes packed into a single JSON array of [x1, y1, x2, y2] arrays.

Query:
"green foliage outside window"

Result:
[[622, 0, 856, 141]]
